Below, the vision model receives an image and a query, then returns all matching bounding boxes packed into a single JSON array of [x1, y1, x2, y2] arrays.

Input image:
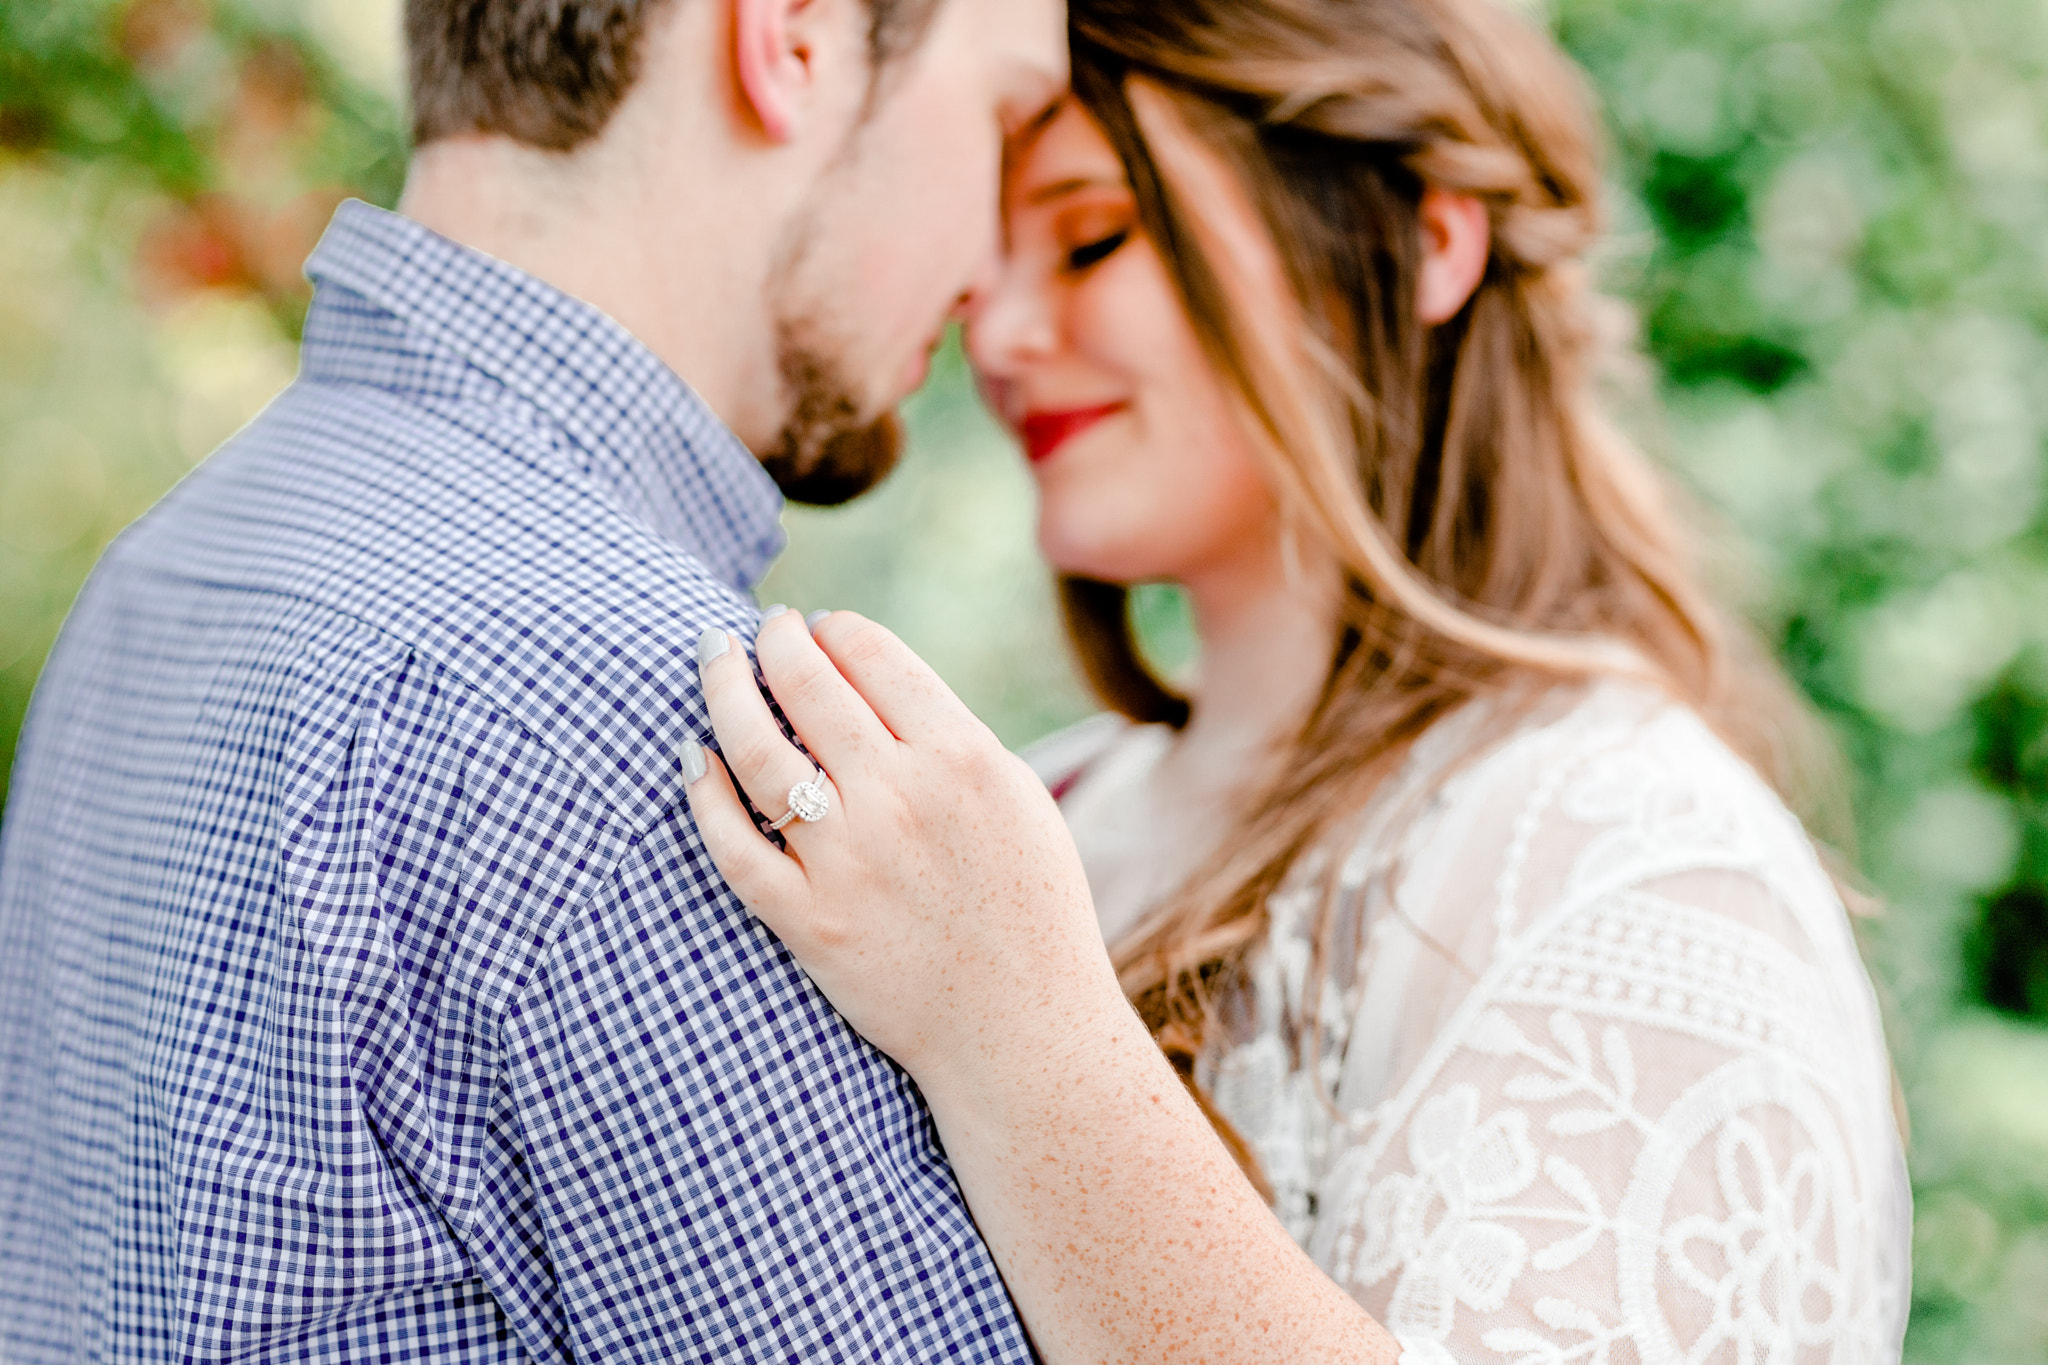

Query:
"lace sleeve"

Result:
[[1287, 691, 1910, 1363]]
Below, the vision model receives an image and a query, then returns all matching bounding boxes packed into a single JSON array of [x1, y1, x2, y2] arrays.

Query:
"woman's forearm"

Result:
[[918, 988, 1400, 1365], [683, 615, 1393, 1360]]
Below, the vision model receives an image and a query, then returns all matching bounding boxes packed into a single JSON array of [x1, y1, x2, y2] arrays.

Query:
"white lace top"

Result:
[[1030, 683, 1911, 1364]]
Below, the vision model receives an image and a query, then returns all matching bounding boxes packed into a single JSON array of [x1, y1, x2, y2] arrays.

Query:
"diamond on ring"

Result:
[[768, 773, 831, 831]]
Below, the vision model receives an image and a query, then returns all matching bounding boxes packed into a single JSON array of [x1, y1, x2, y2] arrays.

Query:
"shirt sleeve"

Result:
[[1300, 699, 1911, 1362], [500, 795, 1035, 1365]]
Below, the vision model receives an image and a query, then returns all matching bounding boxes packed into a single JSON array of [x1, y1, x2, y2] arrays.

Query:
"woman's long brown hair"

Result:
[[1059, 0, 1836, 1189]]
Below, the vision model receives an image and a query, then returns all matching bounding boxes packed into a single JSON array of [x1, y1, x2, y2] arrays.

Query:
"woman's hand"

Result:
[[682, 607, 1126, 1090], [683, 608, 1396, 1365]]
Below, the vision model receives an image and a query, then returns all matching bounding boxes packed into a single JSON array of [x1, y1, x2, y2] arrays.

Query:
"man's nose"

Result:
[[956, 237, 1005, 319]]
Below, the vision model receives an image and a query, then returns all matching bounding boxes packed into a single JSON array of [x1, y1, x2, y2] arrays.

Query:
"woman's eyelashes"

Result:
[[1065, 229, 1130, 274]]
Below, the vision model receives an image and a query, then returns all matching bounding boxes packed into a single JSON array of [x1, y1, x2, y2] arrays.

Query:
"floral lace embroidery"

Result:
[[1175, 686, 1910, 1363]]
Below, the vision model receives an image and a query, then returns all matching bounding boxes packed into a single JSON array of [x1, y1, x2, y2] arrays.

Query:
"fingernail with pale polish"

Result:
[[761, 604, 791, 622], [679, 739, 708, 785], [806, 610, 832, 632], [696, 628, 730, 668]]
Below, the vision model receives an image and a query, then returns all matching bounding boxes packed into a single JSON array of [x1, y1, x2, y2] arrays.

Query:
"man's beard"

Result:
[[759, 323, 906, 507], [759, 187, 908, 508]]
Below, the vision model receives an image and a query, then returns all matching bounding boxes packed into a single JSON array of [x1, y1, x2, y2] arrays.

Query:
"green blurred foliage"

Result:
[[0, 0, 405, 813], [5, 0, 2048, 1354]]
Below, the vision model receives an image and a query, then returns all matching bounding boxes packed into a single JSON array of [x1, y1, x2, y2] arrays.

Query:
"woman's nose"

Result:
[[963, 256, 1060, 383]]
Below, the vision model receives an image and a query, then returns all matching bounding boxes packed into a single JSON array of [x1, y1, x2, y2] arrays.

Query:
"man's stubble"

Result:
[[759, 187, 909, 508]]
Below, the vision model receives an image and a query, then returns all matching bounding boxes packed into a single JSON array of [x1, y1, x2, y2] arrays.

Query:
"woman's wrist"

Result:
[[907, 951, 1402, 1365], [912, 938, 1152, 1120]]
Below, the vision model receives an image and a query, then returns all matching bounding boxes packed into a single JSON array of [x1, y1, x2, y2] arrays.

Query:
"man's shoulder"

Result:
[[115, 374, 754, 826]]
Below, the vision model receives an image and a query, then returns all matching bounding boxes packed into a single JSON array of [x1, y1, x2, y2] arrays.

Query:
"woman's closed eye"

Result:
[[1050, 195, 1136, 277], [1065, 229, 1130, 274]]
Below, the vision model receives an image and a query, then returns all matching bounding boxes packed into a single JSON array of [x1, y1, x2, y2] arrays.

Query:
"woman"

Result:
[[682, 0, 1912, 1358]]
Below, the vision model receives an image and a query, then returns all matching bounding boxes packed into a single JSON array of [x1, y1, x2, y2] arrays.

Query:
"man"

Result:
[[0, 0, 1065, 1359]]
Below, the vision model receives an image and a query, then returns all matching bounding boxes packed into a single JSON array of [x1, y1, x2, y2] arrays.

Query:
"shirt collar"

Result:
[[301, 199, 786, 591]]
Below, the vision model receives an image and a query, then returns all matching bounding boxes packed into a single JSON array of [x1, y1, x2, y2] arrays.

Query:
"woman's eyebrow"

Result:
[[1022, 174, 1127, 206]]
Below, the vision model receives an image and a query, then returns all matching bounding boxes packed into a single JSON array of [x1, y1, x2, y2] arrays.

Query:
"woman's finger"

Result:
[[680, 741, 807, 917], [807, 613, 984, 744], [753, 607, 898, 773], [696, 628, 841, 840]]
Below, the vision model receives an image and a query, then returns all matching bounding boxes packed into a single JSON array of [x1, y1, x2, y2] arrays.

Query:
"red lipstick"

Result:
[[1019, 403, 1126, 465]]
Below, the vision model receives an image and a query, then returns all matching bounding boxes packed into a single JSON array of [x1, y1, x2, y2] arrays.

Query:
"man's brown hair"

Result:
[[406, 0, 945, 151]]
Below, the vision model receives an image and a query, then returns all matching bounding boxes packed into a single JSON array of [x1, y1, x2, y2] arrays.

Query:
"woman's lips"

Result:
[[1019, 403, 1126, 465]]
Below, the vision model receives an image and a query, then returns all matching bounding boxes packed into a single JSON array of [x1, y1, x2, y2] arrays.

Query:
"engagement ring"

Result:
[[767, 772, 831, 831]]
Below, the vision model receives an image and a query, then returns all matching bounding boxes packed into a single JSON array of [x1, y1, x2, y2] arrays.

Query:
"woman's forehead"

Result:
[[1009, 100, 1130, 203]]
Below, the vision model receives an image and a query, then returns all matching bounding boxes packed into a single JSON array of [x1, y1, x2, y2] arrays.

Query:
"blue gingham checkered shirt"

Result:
[[0, 201, 1034, 1365]]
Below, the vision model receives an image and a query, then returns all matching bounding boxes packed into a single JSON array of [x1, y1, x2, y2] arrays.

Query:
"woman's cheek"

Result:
[[1034, 240, 1263, 582]]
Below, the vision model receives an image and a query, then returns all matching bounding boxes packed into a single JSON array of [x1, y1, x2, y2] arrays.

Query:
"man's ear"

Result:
[[734, 0, 848, 144], [1415, 187, 1491, 326]]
